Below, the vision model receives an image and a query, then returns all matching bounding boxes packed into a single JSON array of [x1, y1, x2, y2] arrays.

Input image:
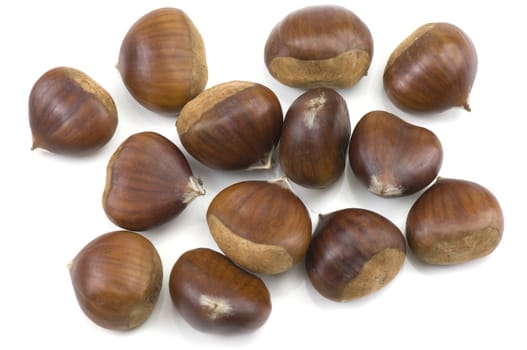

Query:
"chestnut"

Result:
[[279, 87, 351, 188], [348, 110, 443, 197], [383, 22, 477, 113], [176, 81, 283, 170], [406, 178, 504, 265], [264, 5, 373, 89], [69, 231, 163, 330], [29, 66, 118, 154], [206, 178, 312, 274], [117, 7, 207, 115], [305, 208, 406, 302], [169, 248, 271, 333], [103, 131, 204, 231]]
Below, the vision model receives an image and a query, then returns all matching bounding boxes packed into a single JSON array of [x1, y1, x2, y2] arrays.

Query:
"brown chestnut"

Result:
[[383, 22, 477, 113], [117, 7, 207, 115], [349, 110, 443, 197], [279, 87, 350, 188], [264, 5, 373, 89], [207, 178, 312, 274], [176, 81, 283, 170], [169, 248, 271, 333], [305, 208, 406, 302], [29, 67, 118, 154], [406, 178, 504, 265], [103, 131, 204, 231], [69, 231, 163, 330]]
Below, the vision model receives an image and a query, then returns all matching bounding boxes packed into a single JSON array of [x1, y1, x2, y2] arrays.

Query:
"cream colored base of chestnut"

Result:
[[268, 50, 371, 89], [340, 248, 405, 301], [207, 215, 294, 275]]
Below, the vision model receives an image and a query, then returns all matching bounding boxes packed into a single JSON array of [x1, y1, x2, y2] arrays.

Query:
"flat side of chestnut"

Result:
[[406, 178, 504, 265], [279, 87, 351, 188], [169, 248, 271, 333], [206, 180, 312, 274], [306, 208, 406, 302], [348, 110, 443, 196], [103, 132, 204, 231], [117, 7, 207, 114], [69, 231, 163, 330], [383, 22, 477, 112], [29, 67, 118, 153], [177, 81, 283, 170]]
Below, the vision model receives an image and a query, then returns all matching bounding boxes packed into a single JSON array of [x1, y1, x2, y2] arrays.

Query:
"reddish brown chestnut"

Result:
[[69, 231, 163, 330], [264, 5, 373, 89], [117, 7, 207, 115], [103, 131, 204, 231], [349, 110, 443, 197], [169, 248, 272, 333], [383, 22, 477, 113], [176, 81, 283, 170], [306, 208, 406, 302], [406, 178, 504, 265], [206, 178, 312, 274], [29, 67, 118, 153], [279, 87, 350, 188]]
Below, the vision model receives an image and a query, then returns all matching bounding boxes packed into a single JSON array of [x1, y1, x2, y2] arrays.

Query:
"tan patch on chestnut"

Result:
[[268, 50, 371, 89], [368, 175, 405, 197], [385, 23, 436, 71], [207, 214, 293, 275], [341, 248, 406, 301], [184, 12, 208, 98], [199, 294, 233, 320]]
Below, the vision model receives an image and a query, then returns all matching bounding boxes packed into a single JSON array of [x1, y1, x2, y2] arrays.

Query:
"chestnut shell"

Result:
[[279, 87, 351, 188], [169, 248, 271, 333]]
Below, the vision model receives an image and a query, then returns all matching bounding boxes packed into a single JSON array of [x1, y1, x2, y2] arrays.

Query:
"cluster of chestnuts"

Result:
[[29, 5, 504, 334]]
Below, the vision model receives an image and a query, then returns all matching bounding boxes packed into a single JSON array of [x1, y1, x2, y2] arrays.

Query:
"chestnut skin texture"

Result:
[[264, 5, 373, 89], [69, 231, 163, 330], [207, 179, 312, 275], [117, 7, 207, 115], [406, 178, 504, 265], [349, 110, 443, 197], [29, 67, 117, 154], [279, 87, 350, 188], [176, 81, 283, 170], [103, 131, 204, 231], [169, 248, 272, 333], [384, 22, 477, 113], [306, 208, 406, 302]]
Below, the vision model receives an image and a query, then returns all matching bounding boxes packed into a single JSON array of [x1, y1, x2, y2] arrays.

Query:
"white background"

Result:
[[2, 0, 525, 349]]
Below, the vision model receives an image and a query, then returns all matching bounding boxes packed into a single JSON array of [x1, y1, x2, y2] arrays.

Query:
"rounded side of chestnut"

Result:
[[383, 22, 477, 113], [169, 248, 272, 333], [206, 179, 312, 274], [29, 66, 118, 154], [69, 231, 163, 330], [279, 87, 351, 188], [264, 5, 373, 88], [102, 131, 205, 231], [176, 81, 283, 170], [406, 178, 504, 265], [306, 208, 406, 302], [348, 110, 443, 197], [117, 7, 208, 115]]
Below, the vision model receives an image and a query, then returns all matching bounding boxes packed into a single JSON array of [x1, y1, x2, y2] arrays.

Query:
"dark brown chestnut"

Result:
[[176, 81, 283, 170], [264, 5, 373, 89], [103, 131, 204, 231], [206, 178, 312, 274], [169, 248, 272, 333], [69, 231, 163, 330], [349, 110, 443, 197], [406, 178, 504, 265], [29, 66, 118, 153], [117, 7, 207, 115], [279, 87, 351, 188], [306, 208, 406, 302], [383, 22, 477, 113]]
